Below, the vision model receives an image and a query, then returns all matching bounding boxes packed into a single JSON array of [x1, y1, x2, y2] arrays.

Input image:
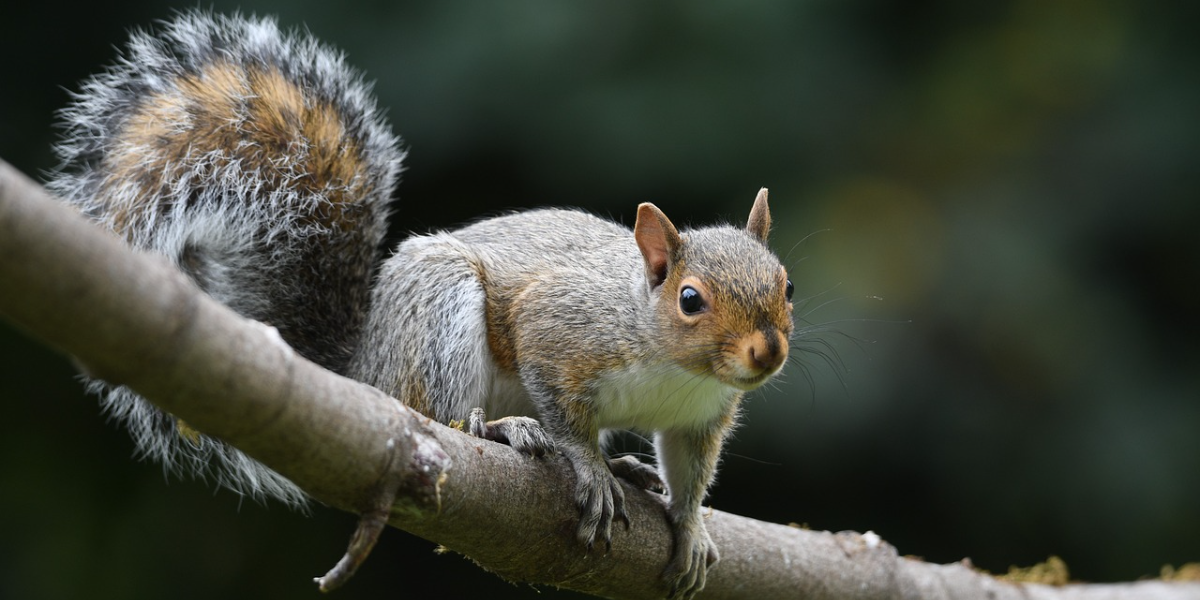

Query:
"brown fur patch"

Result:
[[485, 297, 519, 373], [481, 268, 520, 373], [102, 61, 367, 235], [244, 67, 368, 231]]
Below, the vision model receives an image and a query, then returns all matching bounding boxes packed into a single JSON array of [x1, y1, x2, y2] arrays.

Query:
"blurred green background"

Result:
[[2, 1, 1197, 598]]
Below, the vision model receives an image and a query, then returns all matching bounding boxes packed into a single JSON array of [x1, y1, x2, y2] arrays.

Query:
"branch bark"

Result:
[[1, 157, 1196, 599]]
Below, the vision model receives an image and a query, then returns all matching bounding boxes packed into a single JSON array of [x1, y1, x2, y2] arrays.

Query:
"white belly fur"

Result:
[[593, 363, 737, 431]]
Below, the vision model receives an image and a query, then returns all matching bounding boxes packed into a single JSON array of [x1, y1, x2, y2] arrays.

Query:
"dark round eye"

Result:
[[679, 285, 705, 315], [785, 279, 794, 301]]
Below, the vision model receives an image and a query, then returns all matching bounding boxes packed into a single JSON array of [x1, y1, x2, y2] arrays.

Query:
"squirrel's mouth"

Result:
[[727, 372, 773, 391], [720, 355, 786, 391]]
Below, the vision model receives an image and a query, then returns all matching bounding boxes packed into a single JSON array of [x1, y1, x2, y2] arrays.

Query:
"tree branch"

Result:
[[1, 157, 1196, 599]]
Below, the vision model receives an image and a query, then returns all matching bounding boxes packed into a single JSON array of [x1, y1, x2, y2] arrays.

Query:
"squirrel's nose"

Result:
[[749, 345, 771, 371], [745, 330, 786, 375], [749, 343, 783, 373]]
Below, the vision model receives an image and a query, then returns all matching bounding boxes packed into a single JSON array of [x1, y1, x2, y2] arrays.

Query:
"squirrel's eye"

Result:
[[785, 279, 794, 301], [679, 285, 705, 315]]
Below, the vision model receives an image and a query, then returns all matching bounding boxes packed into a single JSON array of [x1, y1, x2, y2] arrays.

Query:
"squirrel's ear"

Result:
[[634, 203, 682, 288], [746, 187, 771, 243]]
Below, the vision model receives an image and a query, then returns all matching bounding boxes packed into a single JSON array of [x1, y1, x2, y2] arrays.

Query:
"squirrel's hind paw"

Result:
[[607, 455, 665, 493], [468, 408, 555, 458]]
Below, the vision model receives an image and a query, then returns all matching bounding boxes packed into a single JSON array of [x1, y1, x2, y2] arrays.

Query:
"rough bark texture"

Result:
[[1, 158, 1197, 599]]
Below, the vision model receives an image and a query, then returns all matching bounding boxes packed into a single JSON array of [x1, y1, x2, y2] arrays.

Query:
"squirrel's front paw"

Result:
[[468, 408, 555, 457], [572, 459, 629, 552], [663, 521, 719, 600]]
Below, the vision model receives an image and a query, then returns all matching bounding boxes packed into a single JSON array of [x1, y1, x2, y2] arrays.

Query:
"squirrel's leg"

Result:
[[353, 233, 497, 421], [525, 386, 629, 552], [361, 234, 558, 453], [654, 411, 736, 599]]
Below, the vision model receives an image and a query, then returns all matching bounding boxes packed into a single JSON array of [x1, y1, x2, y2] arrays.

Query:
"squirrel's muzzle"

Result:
[[728, 328, 788, 389]]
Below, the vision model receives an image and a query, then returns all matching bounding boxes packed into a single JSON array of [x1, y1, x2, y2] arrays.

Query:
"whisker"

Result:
[[794, 292, 849, 322], [721, 451, 784, 467], [790, 345, 848, 392], [782, 228, 831, 266], [787, 355, 821, 399]]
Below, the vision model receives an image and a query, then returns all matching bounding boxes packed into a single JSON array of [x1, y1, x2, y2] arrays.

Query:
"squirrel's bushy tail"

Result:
[[47, 10, 404, 506]]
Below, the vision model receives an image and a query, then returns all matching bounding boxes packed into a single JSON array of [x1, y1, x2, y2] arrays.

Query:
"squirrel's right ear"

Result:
[[746, 187, 771, 243], [634, 203, 682, 288]]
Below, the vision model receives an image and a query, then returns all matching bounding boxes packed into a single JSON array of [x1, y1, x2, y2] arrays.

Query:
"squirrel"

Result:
[[48, 11, 794, 599]]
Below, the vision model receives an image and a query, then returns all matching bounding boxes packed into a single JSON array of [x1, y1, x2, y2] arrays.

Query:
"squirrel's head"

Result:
[[635, 188, 794, 391]]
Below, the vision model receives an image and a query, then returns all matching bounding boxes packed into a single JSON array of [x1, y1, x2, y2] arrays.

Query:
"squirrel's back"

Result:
[[48, 11, 404, 504]]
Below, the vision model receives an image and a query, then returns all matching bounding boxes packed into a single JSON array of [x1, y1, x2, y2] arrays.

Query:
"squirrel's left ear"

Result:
[[635, 203, 682, 288], [746, 187, 771, 243]]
